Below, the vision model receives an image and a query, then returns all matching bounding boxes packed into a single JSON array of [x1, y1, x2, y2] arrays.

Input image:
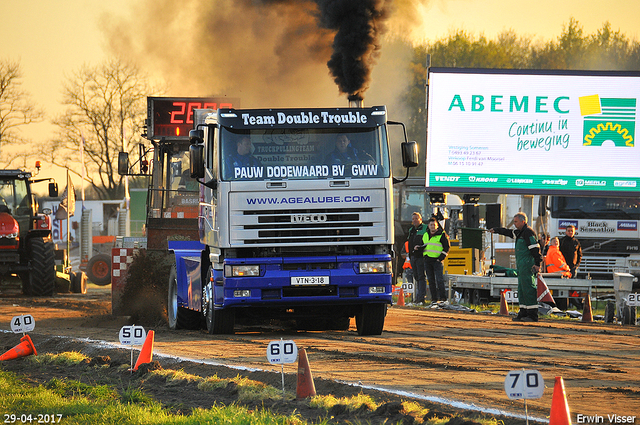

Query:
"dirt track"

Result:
[[1, 285, 639, 423]]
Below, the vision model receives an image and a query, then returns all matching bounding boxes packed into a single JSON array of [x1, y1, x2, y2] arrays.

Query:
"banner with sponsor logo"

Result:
[[426, 68, 640, 195]]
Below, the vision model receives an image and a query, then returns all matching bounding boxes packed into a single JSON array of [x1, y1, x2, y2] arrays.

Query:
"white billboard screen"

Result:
[[426, 68, 640, 195]]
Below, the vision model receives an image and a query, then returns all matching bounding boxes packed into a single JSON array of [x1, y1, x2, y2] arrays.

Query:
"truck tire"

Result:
[[71, 271, 88, 294], [202, 266, 235, 334], [463, 289, 471, 304], [604, 301, 615, 323], [621, 306, 637, 325], [555, 298, 568, 311], [167, 265, 201, 330], [472, 289, 482, 306], [86, 254, 111, 286], [356, 303, 386, 336], [25, 238, 56, 296]]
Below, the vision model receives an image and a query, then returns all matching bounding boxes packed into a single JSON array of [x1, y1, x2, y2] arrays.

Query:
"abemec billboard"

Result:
[[426, 68, 640, 195]]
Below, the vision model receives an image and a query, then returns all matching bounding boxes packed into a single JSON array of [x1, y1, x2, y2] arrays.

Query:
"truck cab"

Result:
[[180, 106, 417, 335]]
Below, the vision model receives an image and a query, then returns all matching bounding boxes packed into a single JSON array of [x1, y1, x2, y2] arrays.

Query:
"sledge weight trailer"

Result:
[[447, 272, 614, 310], [169, 105, 417, 335], [0, 169, 85, 296]]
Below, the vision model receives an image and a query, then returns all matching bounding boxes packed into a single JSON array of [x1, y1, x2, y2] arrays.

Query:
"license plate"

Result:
[[291, 276, 329, 285]]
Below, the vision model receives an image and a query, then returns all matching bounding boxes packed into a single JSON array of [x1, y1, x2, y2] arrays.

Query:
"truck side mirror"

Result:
[[189, 129, 204, 145], [190, 144, 205, 178], [118, 152, 129, 175], [48, 182, 58, 198], [401, 141, 418, 168]]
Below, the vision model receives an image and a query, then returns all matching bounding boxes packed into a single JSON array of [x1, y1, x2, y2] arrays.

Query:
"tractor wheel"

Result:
[[86, 254, 111, 286], [167, 264, 201, 330], [27, 238, 56, 297], [71, 271, 88, 294], [202, 266, 234, 334], [355, 303, 386, 336]]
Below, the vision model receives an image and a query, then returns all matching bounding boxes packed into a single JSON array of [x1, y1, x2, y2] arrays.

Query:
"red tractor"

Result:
[[0, 169, 82, 296]]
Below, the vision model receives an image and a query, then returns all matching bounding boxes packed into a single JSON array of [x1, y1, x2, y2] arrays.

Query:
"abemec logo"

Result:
[[580, 95, 636, 147]]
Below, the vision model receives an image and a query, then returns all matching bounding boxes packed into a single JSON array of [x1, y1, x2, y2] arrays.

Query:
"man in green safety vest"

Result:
[[490, 212, 542, 322], [421, 217, 450, 302]]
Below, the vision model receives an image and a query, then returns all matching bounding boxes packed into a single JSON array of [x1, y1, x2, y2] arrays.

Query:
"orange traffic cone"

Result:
[[499, 291, 509, 316], [0, 334, 37, 361], [397, 288, 405, 306], [133, 330, 154, 371], [296, 348, 316, 399], [582, 295, 593, 323], [549, 376, 572, 425]]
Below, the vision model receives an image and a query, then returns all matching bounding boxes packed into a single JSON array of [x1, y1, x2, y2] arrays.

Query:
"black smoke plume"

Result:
[[314, 0, 391, 101]]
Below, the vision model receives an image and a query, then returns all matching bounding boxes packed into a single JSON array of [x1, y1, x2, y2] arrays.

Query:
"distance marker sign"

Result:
[[504, 370, 544, 400], [266, 340, 298, 364], [119, 325, 146, 346], [10, 314, 35, 333]]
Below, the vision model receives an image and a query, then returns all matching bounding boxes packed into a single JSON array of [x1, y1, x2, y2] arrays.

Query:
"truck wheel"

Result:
[[472, 289, 482, 306], [167, 265, 201, 330], [71, 271, 88, 294], [463, 289, 471, 304], [202, 266, 235, 334], [621, 306, 637, 325], [26, 238, 56, 296], [604, 301, 615, 323], [86, 254, 111, 286], [555, 298, 568, 311], [356, 304, 386, 336]]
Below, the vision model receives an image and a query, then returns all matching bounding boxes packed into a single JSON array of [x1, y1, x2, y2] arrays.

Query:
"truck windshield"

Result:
[[164, 150, 198, 217], [551, 197, 640, 219], [219, 127, 390, 181]]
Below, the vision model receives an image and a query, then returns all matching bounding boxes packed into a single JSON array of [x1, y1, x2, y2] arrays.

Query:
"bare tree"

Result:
[[0, 59, 43, 165], [49, 58, 153, 200]]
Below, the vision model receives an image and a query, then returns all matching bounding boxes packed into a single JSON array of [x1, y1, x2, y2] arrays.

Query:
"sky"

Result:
[[1, 0, 639, 185]]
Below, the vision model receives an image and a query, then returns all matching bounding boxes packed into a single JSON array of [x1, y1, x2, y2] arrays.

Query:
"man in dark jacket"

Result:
[[559, 224, 582, 278], [490, 212, 542, 322], [407, 212, 427, 304]]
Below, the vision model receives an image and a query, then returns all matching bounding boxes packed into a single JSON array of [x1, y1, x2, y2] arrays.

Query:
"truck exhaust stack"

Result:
[[349, 98, 363, 108]]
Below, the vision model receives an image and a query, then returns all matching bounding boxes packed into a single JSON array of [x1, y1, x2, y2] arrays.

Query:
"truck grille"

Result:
[[229, 189, 389, 247], [242, 208, 373, 244]]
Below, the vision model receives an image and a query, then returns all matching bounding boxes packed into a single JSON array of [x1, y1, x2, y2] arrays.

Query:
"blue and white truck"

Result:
[[168, 105, 417, 335]]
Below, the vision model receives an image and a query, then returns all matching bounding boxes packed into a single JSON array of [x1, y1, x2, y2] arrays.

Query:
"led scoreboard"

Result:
[[147, 97, 240, 139]]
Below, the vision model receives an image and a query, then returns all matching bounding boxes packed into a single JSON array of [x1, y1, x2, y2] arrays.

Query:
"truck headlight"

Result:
[[233, 290, 251, 298], [628, 260, 640, 268], [225, 265, 260, 277], [368, 286, 386, 294], [359, 261, 391, 274]]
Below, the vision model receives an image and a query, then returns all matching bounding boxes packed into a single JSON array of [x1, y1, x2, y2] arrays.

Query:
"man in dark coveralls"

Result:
[[490, 212, 542, 322]]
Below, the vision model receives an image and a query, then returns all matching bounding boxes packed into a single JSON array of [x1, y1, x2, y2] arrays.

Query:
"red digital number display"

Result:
[[149, 97, 239, 139]]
